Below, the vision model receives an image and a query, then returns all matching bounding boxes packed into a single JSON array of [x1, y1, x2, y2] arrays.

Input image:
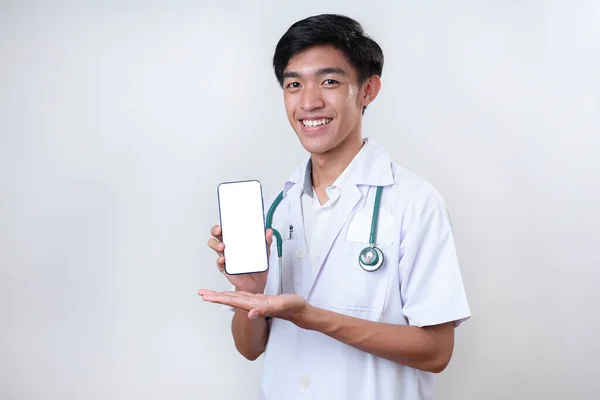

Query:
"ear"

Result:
[[360, 75, 382, 109]]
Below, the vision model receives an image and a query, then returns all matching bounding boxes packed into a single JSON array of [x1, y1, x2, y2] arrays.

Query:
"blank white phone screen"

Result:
[[217, 180, 269, 275]]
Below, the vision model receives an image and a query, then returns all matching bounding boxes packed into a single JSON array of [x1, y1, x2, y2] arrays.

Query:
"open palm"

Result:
[[199, 289, 307, 321]]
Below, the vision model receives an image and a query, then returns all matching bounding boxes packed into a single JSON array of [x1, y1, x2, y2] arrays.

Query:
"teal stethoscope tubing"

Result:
[[265, 190, 285, 294], [265, 186, 384, 294]]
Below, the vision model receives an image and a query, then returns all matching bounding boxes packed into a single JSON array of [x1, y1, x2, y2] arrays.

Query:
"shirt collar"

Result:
[[302, 157, 314, 198], [283, 138, 395, 197]]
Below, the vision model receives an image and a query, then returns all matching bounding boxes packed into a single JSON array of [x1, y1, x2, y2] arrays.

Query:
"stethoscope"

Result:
[[265, 186, 385, 294]]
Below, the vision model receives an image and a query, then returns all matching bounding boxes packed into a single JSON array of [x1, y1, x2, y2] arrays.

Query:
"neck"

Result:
[[311, 133, 364, 192]]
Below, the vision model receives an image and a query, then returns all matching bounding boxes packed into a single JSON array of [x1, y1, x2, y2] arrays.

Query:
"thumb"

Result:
[[248, 306, 272, 320]]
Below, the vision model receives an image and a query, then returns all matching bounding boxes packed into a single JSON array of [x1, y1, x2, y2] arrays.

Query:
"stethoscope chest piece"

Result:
[[358, 246, 384, 272]]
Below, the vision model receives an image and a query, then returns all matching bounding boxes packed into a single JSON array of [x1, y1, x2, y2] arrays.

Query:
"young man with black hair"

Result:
[[201, 14, 471, 400]]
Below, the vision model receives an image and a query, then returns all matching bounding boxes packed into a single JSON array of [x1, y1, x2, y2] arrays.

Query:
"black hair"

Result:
[[273, 14, 384, 88]]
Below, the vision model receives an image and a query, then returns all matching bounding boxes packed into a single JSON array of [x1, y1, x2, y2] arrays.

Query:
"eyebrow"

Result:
[[282, 67, 348, 80]]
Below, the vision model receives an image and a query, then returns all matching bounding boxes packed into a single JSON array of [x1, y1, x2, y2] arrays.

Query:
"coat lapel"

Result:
[[282, 182, 312, 297]]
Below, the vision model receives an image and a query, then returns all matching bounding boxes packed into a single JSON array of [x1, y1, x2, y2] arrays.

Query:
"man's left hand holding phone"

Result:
[[199, 180, 310, 359], [199, 180, 274, 360]]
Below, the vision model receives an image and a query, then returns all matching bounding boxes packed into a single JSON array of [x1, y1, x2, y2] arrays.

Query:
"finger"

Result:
[[200, 292, 254, 310], [214, 290, 255, 299], [265, 228, 273, 247], [210, 225, 222, 239], [208, 238, 225, 257], [230, 290, 257, 299], [216, 256, 226, 272], [200, 291, 267, 309], [207, 237, 225, 252], [198, 289, 247, 298]]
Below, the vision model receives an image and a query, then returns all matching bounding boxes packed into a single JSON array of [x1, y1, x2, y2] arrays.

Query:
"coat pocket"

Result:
[[326, 241, 392, 315]]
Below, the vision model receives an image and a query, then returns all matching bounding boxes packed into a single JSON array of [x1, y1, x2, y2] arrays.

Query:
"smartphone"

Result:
[[217, 180, 269, 275]]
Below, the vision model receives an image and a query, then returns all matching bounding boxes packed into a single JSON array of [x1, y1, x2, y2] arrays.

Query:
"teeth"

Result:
[[302, 118, 332, 127]]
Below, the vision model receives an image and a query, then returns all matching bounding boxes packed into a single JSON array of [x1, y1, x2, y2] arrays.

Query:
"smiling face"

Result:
[[282, 45, 380, 156]]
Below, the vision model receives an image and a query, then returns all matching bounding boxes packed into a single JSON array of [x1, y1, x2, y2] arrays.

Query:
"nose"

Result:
[[300, 86, 324, 111]]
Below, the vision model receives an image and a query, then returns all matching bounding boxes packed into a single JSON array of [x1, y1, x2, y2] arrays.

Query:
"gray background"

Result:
[[1, 0, 599, 399]]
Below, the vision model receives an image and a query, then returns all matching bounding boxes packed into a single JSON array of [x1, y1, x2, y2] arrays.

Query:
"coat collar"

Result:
[[282, 138, 395, 197]]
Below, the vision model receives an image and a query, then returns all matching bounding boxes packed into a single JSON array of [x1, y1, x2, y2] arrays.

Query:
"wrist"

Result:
[[291, 303, 321, 330]]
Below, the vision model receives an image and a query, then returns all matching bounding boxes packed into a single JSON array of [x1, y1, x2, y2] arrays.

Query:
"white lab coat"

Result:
[[258, 139, 470, 400]]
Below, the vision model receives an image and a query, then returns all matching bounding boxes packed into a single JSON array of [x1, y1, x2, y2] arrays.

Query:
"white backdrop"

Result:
[[1, 1, 599, 399]]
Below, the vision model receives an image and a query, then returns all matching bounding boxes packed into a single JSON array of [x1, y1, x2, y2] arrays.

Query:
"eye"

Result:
[[286, 82, 301, 88], [323, 79, 338, 85]]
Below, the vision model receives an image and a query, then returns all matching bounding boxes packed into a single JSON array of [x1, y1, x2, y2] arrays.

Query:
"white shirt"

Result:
[[301, 192, 335, 278], [258, 138, 470, 400]]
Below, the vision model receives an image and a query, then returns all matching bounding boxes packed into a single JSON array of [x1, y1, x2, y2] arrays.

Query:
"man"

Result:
[[200, 14, 471, 400]]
